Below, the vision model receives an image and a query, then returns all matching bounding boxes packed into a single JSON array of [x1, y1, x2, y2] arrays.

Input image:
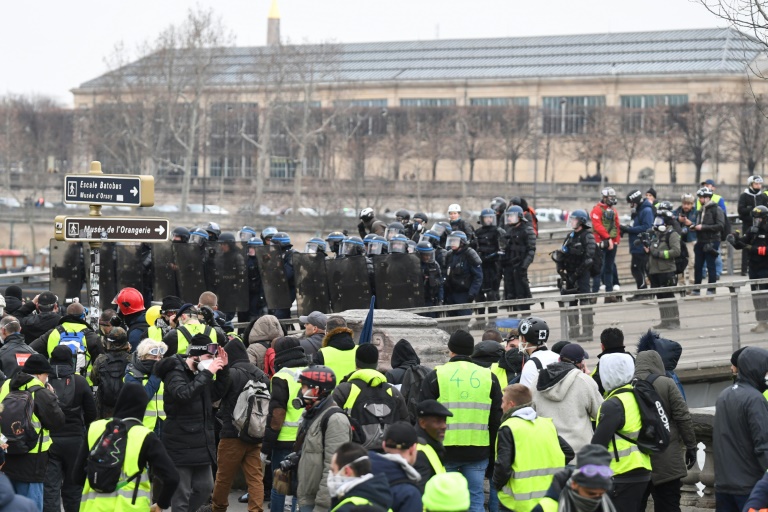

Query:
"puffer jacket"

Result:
[[738, 186, 768, 223], [297, 397, 352, 509], [314, 327, 356, 364], [695, 200, 725, 244], [247, 315, 283, 370], [385, 339, 421, 385], [648, 229, 681, 275], [634, 351, 695, 484]]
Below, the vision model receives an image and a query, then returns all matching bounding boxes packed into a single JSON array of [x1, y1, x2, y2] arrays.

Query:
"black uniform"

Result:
[[556, 227, 596, 340], [243, 247, 266, 323], [737, 187, 768, 274], [420, 260, 444, 316], [474, 225, 507, 311], [502, 221, 536, 311], [444, 247, 483, 318], [732, 222, 768, 324], [450, 218, 476, 247]]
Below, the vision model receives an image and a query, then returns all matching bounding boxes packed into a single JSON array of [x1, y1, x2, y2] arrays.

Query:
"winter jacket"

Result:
[[0, 473, 37, 512], [444, 247, 483, 299], [674, 206, 698, 243], [502, 222, 536, 269], [714, 346, 768, 494], [369, 451, 422, 512], [300, 331, 324, 358], [533, 362, 603, 454], [530, 468, 615, 512], [745, 470, 768, 511], [695, 200, 725, 245], [648, 229, 681, 275], [0, 332, 36, 376], [48, 361, 97, 438], [15, 301, 61, 344], [625, 199, 655, 254], [329, 472, 393, 512], [155, 353, 229, 466], [29, 315, 104, 361], [385, 339, 421, 385], [124, 310, 149, 351], [413, 425, 447, 491], [634, 351, 695, 485], [2, 296, 23, 316], [297, 397, 353, 510], [247, 315, 283, 370], [332, 369, 409, 430], [591, 202, 621, 244], [738, 187, 768, 224], [216, 339, 269, 440], [314, 327, 357, 365], [732, 221, 768, 272]]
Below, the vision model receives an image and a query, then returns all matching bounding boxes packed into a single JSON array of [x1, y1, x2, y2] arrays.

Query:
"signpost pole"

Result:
[[87, 162, 103, 333]]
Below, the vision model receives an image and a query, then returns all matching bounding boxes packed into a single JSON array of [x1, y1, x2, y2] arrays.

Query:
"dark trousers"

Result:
[[562, 272, 593, 337], [715, 492, 749, 512], [43, 435, 84, 512], [641, 479, 682, 512], [503, 266, 531, 311], [446, 291, 472, 317], [694, 241, 719, 293], [650, 272, 679, 326], [477, 262, 501, 314], [750, 266, 768, 321], [631, 252, 649, 290], [611, 480, 651, 512], [592, 246, 618, 292]]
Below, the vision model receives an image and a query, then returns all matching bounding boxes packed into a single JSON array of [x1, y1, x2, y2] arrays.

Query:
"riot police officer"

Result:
[[243, 237, 266, 322], [420, 230, 448, 269], [447, 204, 475, 246], [728, 205, 768, 332], [238, 226, 258, 243], [646, 211, 682, 330], [172, 226, 190, 243], [189, 226, 217, 292], [490, 197, 507, 227], [443, 231, 483, 318], [305, 238, 328, 259], [339, 236, 376, 295], [416, 242, 444, 316], [261, 226, 278, 245], [270, 232, 295, 320], [502, 205, 536, 311], [553, 210, 596, 341], [384, 221, 406, 241], [388, 234, 409, 254], [475, 209, 507, 313], [325, 231, 346, 258], [204, 221, 221, 242]]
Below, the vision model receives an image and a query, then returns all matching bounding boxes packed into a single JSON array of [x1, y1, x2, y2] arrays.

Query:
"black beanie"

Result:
[[275, 336, 301, 354], [356, 344, 379, 370], [551, 341, 570, 354], [186, 333, 214, 356], [646, 187, 657, 199], [114, 381, 150, 421], [50, 345, 74, 366], [731, 347, 747, 368], [3, 286, 22, 300], [572, 444, 614, 490], [448, 330, 474, 356]]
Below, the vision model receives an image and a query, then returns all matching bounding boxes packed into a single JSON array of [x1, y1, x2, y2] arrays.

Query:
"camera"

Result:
[[633, 232, 652, 249], [280, 452, 301, 472], [599, 240, 611, 250], [703, 243, 720, 256]]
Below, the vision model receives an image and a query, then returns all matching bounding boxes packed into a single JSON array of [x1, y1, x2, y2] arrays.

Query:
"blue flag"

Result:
[[358, 295, 376, 344]]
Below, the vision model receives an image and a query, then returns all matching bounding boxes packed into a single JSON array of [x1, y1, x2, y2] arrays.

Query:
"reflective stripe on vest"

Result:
[[147, 326, 163, 342], [320, 346, 358, 383], [490, 363, 508, 387], [122, 374, 165, 432], [272, 367, 306, 442], [176, 323, 216, 355], [341, 369, 393, 411], [436, 361, 492, 447], [417, 443, 446, 476], [80, 419, 152, 512], [0, 377, 51, 453], [497, 415, 565, 512], [598, 384, 652, 475]]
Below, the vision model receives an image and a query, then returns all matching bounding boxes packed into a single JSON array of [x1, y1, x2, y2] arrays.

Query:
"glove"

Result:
[[357, 222, 366, 238], [619, 225, 629, 236], [726, 233, 736, 245], [685, 448, 697, 469], [260, 452, 270, 465]]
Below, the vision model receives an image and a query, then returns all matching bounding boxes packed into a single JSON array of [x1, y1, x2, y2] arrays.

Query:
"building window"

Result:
[[542, 96, 606, 135], [400, 98, 457, 107], [620, 95, 689, 133], [335, 99, 388, 108], [469, 97, 529, 107], [208, 102, 258, 177], [270, 156, 296, 179]]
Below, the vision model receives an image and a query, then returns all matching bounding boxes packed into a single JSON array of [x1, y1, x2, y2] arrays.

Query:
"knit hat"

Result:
[[383, 422, 418, 449], [22, 354, 53, 375], [646, 187, 657, 199], [423, 472, 470, 512], [356, 344, 379, 370], [731, 347, 747, 368], [187, 333, 216, 357], [572, 444, 614, 490], [161, 295, 184, 313], [50, 345, 74, 366], [106, 327, 129, 348], [274, 337, 307, 372], [551, 341, 570, 354], [448, 330, 474, 356], [3, 286, 22, 300], [38, 291, 58, 307]]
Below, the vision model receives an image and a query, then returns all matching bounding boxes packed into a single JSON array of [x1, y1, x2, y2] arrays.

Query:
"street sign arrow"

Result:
[[64, 174, 155, 207], [54, 216, 170, 243]]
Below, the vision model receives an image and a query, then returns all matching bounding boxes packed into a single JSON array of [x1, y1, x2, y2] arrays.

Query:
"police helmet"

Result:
[[341, 236, 365, 256], [261, 226, 278, 243], [189, 227, 209, 245], [753, 205, 768, 219], [247, 237, 264, 246], [406, 240, 417, 254], [239, 226, 258, 242], [395, 209, 411, 223], [326, 231, 346, 242], [204, 222, 221, 240], [446, 231, 468, 250], [271, 232, 292, 247], [218, 232, 237, 243], [172, 226, 190, 243], [505, 205, 524, 225], [568, 210, 590, 229], [480, 208, 496, 224], [305, 237, 327, 254], [519, 316, 550, 345], [367, 235, 388, 256], [363, 233, 377, 246], [491, 197, 507, 214], [435, 221, 452, 236], [385, 222, 405, 241], [389, 234, 409, 254]]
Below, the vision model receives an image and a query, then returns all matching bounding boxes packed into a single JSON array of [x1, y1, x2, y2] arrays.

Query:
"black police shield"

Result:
[[255, 245, 292, 309], [95, 242, 118, 310], [49, 240, 86, 304], [293, 253, 331, 316], [173, 243, 207, 303], [114, 244, 146, 293], [372, 253, 424, 309], [152, 242, 180, 300], [213, 241, 248, 312], [325, 256, 372, 312]]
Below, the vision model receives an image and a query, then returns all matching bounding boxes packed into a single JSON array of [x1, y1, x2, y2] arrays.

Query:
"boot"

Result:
[[604, 296, 620, 304], [238, 493, 249, 503], [752, 322, 768, 333]]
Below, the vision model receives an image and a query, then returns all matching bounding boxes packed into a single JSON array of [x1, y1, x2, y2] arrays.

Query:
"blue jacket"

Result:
[[625, 199, 655, 254], [745, 470, 768, 510], [674, 206, 697, 243], [0, 473, 37, 512], [126, 310, 149, 352], [369, 451, 422, 512]]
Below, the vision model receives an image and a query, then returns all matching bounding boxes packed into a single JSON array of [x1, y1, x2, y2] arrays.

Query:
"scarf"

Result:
[[274, 347, 309, 373], [558, 485, 617, 512]]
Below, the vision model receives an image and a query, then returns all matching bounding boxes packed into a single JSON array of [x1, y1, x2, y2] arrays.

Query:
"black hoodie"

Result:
[[72, 382, 180, 509], [330, 472, 393, 512], [217, 339, 269, 440], [386, 339, 421, 385], [48, 359, 98, 438]]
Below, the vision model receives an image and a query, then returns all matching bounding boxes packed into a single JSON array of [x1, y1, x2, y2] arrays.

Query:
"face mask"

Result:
[[564, 486, 602, 512], [764, 372, 768, 389], [197, 359, 213, 372], [142, 360, 157, 373], [326, 456, 369, 497]]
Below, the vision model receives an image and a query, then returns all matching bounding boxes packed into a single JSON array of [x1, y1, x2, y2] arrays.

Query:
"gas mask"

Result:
[[653, 217, 668, 233]]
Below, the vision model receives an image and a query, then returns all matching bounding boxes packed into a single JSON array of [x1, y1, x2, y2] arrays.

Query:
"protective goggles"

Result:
[[575, 464, 613, 479], [147, 346, 167, 357]]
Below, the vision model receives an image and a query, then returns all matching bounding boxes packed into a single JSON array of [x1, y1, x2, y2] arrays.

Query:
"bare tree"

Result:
[[376, 108, 413, 181], [569, 106, 613, 180], [671, 102, 726, 184], [498, 105, 531, 182], [646, 106, 686, 184], [412, 107, 454, 181], [613, 107, 646, 183], [729, 96, 768, 184]]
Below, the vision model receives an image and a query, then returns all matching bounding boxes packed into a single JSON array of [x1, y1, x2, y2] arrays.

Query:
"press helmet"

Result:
[[447, 203, 462, 214], [696, 187, 714, 198], [412, 212, 429, 224], [298, 365, 337, 393], [218, 232, 236, 243], [113, 287, 145, 316], [626, 190, 643, 205], [601, 187, 617, 206], [360, 208, 375, 222], [518, 316, 550, 346], [657, 201, 674, 212]]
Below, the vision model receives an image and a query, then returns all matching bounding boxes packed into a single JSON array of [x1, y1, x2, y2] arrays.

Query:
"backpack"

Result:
[[57, 326, 87, 375], [590, 243, 604, 277], [401, 365, 431, 424], [0, 385, 43, 454], [97, 353, 129, 409], [49, 374, 77, 415], [232, 374, 271, 440], [321, 406, 366, 446], [343, 382, 399, 450], [612, 375, 671, 456], [86, 418, 144, 494], [663, 231, 689, 275]]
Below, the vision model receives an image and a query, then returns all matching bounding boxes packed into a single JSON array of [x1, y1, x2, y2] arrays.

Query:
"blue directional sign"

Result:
[[64, 174, 155, 206]]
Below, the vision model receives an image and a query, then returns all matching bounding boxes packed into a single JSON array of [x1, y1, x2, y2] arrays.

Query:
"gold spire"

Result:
[[268, 0, 280, 20]]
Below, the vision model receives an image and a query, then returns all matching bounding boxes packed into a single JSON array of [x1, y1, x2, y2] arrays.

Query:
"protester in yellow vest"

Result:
[[29, 302, 104, 374], [162, 304, 217, 357], [0, 353, 65, 510], [492, 384, 572, 512], [315, 316, 358, 383], [591, 353, 652, 512], [413, 399, 452, 491], [145, 305, 164, 342], [419, 329, 503, 512], [531, 444, 617, 512], [328, 442, 393, 512], [422, 472, 471, 512], [124, 339, 168, 434], [73, 381, 180, 512]]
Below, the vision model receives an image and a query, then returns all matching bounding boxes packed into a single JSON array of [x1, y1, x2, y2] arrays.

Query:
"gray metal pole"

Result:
[[729, 285, 741, 352]]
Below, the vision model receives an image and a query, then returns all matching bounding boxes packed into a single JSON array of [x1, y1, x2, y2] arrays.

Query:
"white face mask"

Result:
[[197, 359, 213, 373], [764, 372, 768, 388], [327, 456, 369, 497]]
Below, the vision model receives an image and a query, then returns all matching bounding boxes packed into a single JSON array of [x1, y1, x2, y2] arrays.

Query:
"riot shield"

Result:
[[326, 256, 372, 312], [152, 242, 180, 299], [49, 240, 86, 303], [213, 241, 249, 312], [293, 253, 331, 316], [114, 244, 145, 292], [372, 253, 424, 309], [173, 243, 207, 303], [255, 246, 292, 309], [96, 243, 117, 310]]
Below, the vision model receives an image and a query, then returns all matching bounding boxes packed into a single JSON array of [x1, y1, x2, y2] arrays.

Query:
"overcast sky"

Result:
[[1, 0, 725, 105]]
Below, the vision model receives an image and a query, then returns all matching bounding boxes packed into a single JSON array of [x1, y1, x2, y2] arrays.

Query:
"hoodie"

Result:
[[738, 186, 768, 223], [534, 362, 603, 454], [369, 451, 422, 512], [247, 315, 283, 370], [2, 289, 23, 316], [386, 339, 421, 385], [217, 339, 269, 440], [714, 346, 768, 494], [471, 340, 504, 368], [637, 330, 686, 399], [72, 382, 180, 510], [330, 472, 393, 512]]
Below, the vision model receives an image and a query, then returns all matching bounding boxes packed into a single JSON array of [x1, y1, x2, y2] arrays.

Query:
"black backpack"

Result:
[[97, 353, 129, 409], [86, 418, 145, 495], [612, 375, 671, 457], [49, 374, 78, 418], [401, 365, 430, 424], [665, 231, 689, 275], [0, 385, 43, 454], [321, 406, 366, 446], [342, 382, 399, 450]]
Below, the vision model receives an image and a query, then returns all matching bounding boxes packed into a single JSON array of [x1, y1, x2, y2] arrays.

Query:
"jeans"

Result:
[[488, 485, 499, 512], [715, 492, 749, 512], [694, 241, 719, 294], [445, 459, 488, 512], [271, 447, 297, 512], [172, 465, 215, 512], [603, 245, 617, 292], [9, 479, 44, 511], [43, 435, 84, 512], [212, 438, 263, 512]]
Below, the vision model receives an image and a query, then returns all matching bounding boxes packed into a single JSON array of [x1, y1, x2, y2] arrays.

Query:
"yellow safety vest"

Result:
[[341, 369, 392, 410], [0, 377, 51, 453], [696, 193, 726, 211], [331, 496, 392, 512], [497, 415, 565, 512], [80, 419, 152, 512], [272, 366, 306, 442], [48, 323, 91, 381], [319, 346, 358, 383], [147, 326, 163, 342], [176, 323, 216, 355], [537, 497, 558, 512], [122, 373, 165, 432], [435, 361, 493, 447], [598, 385, 652, 475], [417, 443, 446, 476], [490, 363, 508, 386]]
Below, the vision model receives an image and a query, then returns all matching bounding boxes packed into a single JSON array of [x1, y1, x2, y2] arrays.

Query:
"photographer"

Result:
[[727, 205, 768, 333], [644, 211, 682, 329], [693, 188, 725, 299], [162, 303, 218, 357], [620, 190, 655, 301]]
